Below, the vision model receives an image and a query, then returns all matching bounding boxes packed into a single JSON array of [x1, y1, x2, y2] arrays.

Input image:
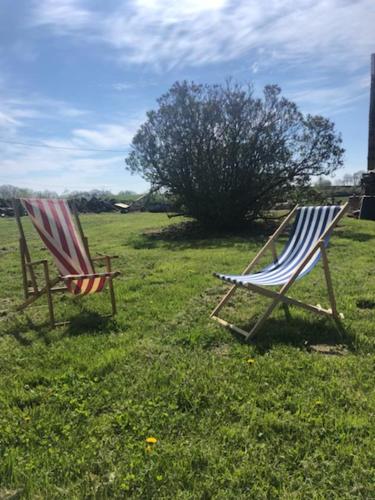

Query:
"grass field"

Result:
[[0, 212, 374, 499]]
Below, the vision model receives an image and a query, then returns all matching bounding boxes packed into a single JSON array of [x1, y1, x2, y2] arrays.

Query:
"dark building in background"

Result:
[[368, 53, 375, 171], [359, 54, 375, 219]]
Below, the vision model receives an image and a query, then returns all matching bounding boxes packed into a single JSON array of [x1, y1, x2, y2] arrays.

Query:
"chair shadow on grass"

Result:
[[357, 298, 375, 309], [1, 315, 36, 346], [130, 219, 283, 251], [227, 314, 356, 355], [63, 309, 113, 337], [335, 227, 375, 242], [2, 308, 114, 346]]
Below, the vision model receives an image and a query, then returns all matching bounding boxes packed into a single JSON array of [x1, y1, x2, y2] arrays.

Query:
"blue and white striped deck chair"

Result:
[[211, 203, 349, 340]]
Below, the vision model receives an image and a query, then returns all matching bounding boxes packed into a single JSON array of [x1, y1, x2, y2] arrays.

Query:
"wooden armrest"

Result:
[[92, 255, 119, 261], [63, 271, 120, 280], [26, 259, 48, 267]]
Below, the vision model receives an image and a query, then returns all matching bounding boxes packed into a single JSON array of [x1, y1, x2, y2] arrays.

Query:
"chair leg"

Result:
[[246, 296, 282, 340], [320, 244, 339, 319], [42, 261, 55, 328], [210, 284, 237, 317], [104, 256, 117, 316], [19, 239, 29, 300], [108, 277, 117, 316]]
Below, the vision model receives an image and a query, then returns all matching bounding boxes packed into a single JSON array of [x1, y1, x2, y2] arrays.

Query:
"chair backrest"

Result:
[[265, 205, 342, 278], [21, 198, 94, 277]]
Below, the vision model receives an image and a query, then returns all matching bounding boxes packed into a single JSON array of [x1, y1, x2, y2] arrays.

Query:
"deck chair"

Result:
[[211, 203, 349, 340], [14, 198, 120, 327]]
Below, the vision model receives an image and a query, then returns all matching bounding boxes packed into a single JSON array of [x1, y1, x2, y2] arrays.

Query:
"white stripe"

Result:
[[22, 199, 87, 276], [40, 200, 71, 272], [23, 200, 72, 276], [54, 200, 93, 274], [217, 206, 339, 287], [250, 207, 319, 284]]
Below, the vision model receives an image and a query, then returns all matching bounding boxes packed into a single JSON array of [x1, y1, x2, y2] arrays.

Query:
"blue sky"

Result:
[[0, 0, 374, 194]]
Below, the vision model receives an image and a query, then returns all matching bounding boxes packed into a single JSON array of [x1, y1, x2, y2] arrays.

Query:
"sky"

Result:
[[0, 0, 374, 194]]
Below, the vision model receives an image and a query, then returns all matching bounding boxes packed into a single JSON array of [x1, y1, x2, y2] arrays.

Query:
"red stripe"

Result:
[[69, 278, 83, 295], [47, 200, 72, 260], [84, 277, 95, 295], [23, 200, 35, 217], [97, 277, 107, 292], [23, 199, 78, 275], [73, 280, 81, 295], [86, 277, 107, 295], [35, 199, 52, 237], [34, 226, 77, 275], [59, 200, 91, 274]]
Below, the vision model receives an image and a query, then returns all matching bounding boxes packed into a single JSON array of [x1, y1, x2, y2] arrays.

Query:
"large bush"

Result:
[[126, 81, 344, 227]]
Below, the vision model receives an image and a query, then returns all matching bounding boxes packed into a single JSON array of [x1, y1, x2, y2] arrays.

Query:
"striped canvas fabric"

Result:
[[21, 198, 107, 295], [215, 206, 341, 287]]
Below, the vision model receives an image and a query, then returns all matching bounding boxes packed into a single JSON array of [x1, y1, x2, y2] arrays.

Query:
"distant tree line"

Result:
[[0, 185, 140, 202], [0, 185, 174, 215], [314, 170, 365, 189]]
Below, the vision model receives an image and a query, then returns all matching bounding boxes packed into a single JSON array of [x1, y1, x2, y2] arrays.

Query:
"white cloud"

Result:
[[0, 99, 39, 134], [284, 75, 370, 115], [0, 74, 144, 192], [32, 0, 93, 31], [1, 137, 128, 192], [72, 123, 136, 149], [0, 100, 144, 192], [112, 82, 134, 92], [250, 62, 259, 74], [0, 94, 90, 139], [0, 111, 21, 128], [31, 0, 375, 71]]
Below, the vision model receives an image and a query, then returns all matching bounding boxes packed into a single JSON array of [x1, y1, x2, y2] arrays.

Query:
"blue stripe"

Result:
[[215, 206, 341, 287], [261, 206, 331, 284]]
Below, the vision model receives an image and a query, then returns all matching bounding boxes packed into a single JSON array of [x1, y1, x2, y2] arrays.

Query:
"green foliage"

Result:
[[314, 177, 332, 189], [0, 185, 141, 204], [126, 81, 344, 228], [0, 184, 58, 200], [0, 213, 374, 498]]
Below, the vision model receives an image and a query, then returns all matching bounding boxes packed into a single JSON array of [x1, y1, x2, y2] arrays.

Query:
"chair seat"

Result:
[[214, 247, 321, 286], [63, 275, 109, 295]]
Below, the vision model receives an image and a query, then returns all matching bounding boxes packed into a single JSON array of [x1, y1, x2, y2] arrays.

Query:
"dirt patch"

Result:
[[308, 344, 349, 356], [211, 344, 231, 357]]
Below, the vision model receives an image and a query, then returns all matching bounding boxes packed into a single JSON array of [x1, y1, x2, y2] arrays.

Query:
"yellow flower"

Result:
[[145, 436, 157, 444], [246, 358, 255, 364]]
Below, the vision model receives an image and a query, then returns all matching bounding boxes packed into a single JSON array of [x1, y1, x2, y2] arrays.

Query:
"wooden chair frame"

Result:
[[13, 200, 120, 328], [211, 203, 349, 341]]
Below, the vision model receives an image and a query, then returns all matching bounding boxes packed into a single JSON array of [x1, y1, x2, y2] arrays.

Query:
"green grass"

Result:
[[0, 212, 374, 499]]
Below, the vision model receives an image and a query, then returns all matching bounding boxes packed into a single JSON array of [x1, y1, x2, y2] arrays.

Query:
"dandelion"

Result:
[[145, 436, 157, 444], [246, 358, 256, 364]]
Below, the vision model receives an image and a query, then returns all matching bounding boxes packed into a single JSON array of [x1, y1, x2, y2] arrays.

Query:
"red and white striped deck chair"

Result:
[[14, 198, 120, 327]]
